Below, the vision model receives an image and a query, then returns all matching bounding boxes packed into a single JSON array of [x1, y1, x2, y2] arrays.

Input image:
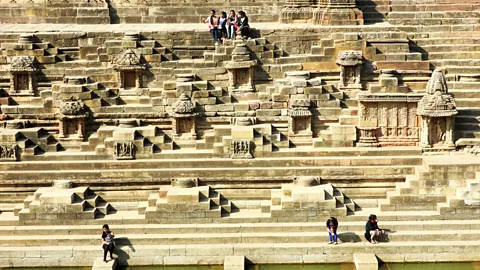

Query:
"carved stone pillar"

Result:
[[357, 127, 379, 147], [336, 50, 363, 91], [56, 101, 88, 140], [225, 43, 257, 92], [318, 0, 363, 26], [280, 0, 316, 23], [171, 94, 197, 140], [417, 69, 457, 152]]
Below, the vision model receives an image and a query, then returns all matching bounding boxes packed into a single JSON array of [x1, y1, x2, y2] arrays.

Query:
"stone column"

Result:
[[280, 0, 315, 23], [446, 117, 454, 147], [319, 0, 363, 26]]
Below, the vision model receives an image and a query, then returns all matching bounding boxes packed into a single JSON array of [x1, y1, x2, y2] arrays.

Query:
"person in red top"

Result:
[[326, 217, 338, 245], [204, 10, 220, 46]]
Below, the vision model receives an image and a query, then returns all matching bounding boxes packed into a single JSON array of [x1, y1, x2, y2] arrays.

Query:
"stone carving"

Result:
[[10, 56, 35, 72], [356, 127, 379, 147], [318, 0, 364, 26], [113, 50, 145, 89], [56, 101, 88, 139], [9, 56, 37, 94], [59, 101, 86, 116], [288, 99, 312, 136], [417, 69, 457, 150], [113, 49, 143, 69], [230, 139, 253, 159], [114, 141, 134, 160], [0, 144, 17, 161], [232, 117, 257, 126], [172, 94, 196, 117], [225, 43, 257, 92], [336, 50, 362, 90]]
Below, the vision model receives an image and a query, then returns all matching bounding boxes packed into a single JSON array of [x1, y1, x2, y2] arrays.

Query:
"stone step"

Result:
[[1, 229, 480, 246], [2, 240, 480, 267], [0, 155, 423, 171]]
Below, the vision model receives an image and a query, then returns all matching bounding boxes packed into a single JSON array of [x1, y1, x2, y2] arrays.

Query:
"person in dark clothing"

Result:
[[101, 224, 115, 262], [237, 10, 250, 39], [326, 217, 338, 245], [365, 214, 384, 244]]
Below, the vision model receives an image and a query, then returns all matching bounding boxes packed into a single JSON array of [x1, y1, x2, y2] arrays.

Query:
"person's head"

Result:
[[369, 214, 377, 221], [103, 224, 109, 232], [210, 10, 216, 16], [230, 10, 235, 17], [238, 10, 246, 18], [221, 11, 227, 18]]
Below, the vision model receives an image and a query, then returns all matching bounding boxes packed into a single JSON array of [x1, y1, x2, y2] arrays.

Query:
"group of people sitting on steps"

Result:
[[204, 9, 250, 46], [327, 214, 386, 245]]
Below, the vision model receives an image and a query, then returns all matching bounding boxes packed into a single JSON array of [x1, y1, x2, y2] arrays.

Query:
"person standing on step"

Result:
[[326, 217, 338, 245], [365, 214, 384, 244], [204, 10, 220, 46], [101, 224, 115, 262], [236, 10, 250, 40]]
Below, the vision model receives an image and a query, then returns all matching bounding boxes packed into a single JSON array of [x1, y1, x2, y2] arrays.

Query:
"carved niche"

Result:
[[0, 144, 17, 161], [336, 50, 362, 91], [230, 140, 253, 159], [417, 69, 457, 151], [225, 43, 257, 92], [288, 99, 312, 135], [171, 94, 197, 139], [114, 141, 134, 160], [56, 101, 88, 139], [357, 69, 424, 147], [113, 49, 145, 89], [9, 56, 37, 95]]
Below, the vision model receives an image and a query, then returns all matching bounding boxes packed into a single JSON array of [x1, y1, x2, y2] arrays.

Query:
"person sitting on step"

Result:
[[204, 10, 220, 46], [226, 10, 237, 40], [365, 214, 384, 244], [101, 224, 115, 262], [326, 217, 339, 245], [236, 10, 250, 40]]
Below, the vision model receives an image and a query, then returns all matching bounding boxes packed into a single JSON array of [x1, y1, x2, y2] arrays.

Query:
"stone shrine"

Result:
[[0, 0, 480, 268]]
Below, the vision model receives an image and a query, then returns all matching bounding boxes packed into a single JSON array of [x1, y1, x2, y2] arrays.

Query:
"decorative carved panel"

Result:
[[0, 144, 17, 161], [177, 118, 194, 134], [230, 139, 253, 159], [235, 69, 250, 86], [65, 119, 79, 136], [114, 141, 134, 160]]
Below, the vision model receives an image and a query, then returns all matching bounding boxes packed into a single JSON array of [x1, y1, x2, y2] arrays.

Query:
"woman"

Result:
[[101, 224, 115, 262], [236, 10, 250, 40], [204, 10, 220, 46], [218, 11, 228, 41], [226, 10, 237, 40], [326, 217, 338, 245], [365, 214, 384, 244]]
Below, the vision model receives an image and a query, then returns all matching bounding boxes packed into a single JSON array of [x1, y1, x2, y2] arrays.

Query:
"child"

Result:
[[226, 10, 237, 40], [204, 10, 220, 46], [326, 217, 338, 245], [218, 11, 228, 41], [237, 10, 250, 40], [101, 224, 115, 262]]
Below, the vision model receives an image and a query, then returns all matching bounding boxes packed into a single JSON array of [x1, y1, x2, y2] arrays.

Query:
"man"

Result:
[[365, 214, 384, 244]]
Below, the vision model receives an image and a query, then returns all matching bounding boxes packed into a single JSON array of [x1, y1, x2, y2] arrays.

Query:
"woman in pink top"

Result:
[[204, 10, 220, 46]]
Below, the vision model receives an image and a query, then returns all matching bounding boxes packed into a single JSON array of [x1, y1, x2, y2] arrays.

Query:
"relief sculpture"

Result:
[[0, 144, 17, 161]]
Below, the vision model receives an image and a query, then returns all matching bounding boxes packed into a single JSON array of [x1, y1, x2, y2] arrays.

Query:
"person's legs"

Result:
[[103, 244, 108, 261], [108, 243, 114, 259], [370, 230, 376, 243], [328, 231, 333, 243], [230, 25, 235, 39], [333, 231, 338, 244]]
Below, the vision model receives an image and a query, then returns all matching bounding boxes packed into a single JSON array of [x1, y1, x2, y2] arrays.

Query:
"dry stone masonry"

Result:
[[1, 0, 480, 268]]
